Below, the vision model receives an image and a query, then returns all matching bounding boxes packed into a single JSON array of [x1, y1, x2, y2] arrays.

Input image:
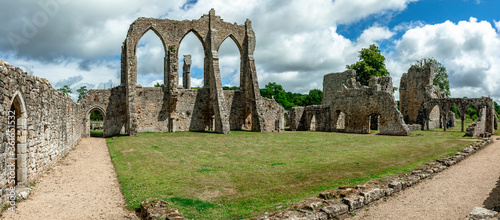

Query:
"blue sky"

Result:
[[0, 0, 499, 102]]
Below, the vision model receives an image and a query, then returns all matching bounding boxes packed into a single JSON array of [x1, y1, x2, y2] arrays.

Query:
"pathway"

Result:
[[2, 137, 137, 220], [352, 136, 500, 219]]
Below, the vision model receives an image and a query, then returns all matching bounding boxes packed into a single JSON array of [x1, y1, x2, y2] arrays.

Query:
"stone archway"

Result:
[[8, 91, 28, 187], [85, 105, 106, 137]]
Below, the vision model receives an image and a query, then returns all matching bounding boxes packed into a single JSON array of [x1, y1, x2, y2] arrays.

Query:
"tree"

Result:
[[414, 58, 450, 97], [494, 101, 500, 117], [302, 89, 322, 106], [90, 110, 103, 121], [346, 44, 389, 86], [57, 85, 72, 96], [260, 82, 294, 109], [77, 86, 88, 101], [154, 83, 163, 87]]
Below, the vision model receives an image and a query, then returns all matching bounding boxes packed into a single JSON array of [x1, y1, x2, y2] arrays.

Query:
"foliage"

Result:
[[77, 86, 88, 101], [302, 89, 322, 106], [346, 44, 390, 86], [223, 86, 239, 90], [260, 82, 323, 110], [90, 110, 103, 121], [107, 128, 473, 219], [154, 83, 163, 87], [495, 101, 500, 117], [466, 105, 478, 121], [57, 85, 72, 96], [450, 105, 459, 118], [414, 58, 450, 97]]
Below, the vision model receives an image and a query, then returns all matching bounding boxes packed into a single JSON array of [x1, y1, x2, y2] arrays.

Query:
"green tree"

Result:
[[57, 85, 72, 96], [90, 110, 103, 121], [302, 89, 323, 106], [260, 82, 294, 109], [494, 101, 500, 117], [154, 83, 163, 87], [346, 44, 389, 86], [414, 58, 450, 97], [466, 105, 478, 121], [77, 86, 88, 101]]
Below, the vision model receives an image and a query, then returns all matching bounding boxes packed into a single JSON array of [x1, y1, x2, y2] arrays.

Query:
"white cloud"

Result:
[[388, 17, 500, 101], [358, 26, 395, 44], [494, 20, 500, 32]]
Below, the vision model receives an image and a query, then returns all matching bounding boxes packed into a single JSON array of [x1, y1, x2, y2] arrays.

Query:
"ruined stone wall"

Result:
[[79, 87, 127, 137], [0, 61, 84, 203], [399, 64, 443, 128], [324, 70, 410, 135], [120, 10, 283, 135], [289, 107, 305, 131], [291, 70, 409, 136]]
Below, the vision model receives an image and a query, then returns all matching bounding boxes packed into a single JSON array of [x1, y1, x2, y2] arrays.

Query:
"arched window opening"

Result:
[[178, 31, 204, 89], [218, 36, 241, 90], [136, 30, 165, 87]]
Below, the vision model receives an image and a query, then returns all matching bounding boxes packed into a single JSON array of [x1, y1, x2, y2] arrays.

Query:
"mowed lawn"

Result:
[[106, 124, 481, 219]]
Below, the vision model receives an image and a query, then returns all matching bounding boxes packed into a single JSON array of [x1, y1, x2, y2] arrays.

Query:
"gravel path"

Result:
[[2, 137, 138, 220], [352, 136, 500, 220]]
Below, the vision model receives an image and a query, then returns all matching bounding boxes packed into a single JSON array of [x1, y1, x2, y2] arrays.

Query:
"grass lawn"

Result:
[[90, 129, 103, 137], [106, 122, 480, 219]]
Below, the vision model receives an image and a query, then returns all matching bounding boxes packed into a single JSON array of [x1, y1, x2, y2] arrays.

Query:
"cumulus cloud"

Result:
[[1, 0, 425, 96], [358, 26, 395, 44], [387, 17, 500, 101]]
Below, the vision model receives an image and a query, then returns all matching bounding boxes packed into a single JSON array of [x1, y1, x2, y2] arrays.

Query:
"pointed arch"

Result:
[[218, 34, 243, 56], [8, 91, 28, 186], [178, 29, 206, 52], [133, 26, 167, 55], [218, 34, 243, 88]]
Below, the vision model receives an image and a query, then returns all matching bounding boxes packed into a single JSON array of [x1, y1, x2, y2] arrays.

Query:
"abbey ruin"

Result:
[[0, 9, 497, 208], [0, 10, 284, 205], [290, 63, 496, 137]]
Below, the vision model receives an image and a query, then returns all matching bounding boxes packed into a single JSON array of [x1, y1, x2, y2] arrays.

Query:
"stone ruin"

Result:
[[400, 63, 495, 137], [79, 9, 284, 137], [0, 60, 84, 205], [0, 10, 284, 205], [290, 70, 410, 136]]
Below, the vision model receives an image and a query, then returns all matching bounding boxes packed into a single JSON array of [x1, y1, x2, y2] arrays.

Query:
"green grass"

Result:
[[90, 129, 103, 137], [107, 124, 478, 219]]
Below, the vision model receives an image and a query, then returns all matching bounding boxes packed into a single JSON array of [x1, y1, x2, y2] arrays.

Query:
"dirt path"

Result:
[[352, 136, 500, 220], [2, 137, 138, 220]]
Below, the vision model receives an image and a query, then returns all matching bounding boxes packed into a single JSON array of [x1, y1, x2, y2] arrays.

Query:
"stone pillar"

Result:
[[166, 48, 179, 132], [207, 9, 230, 134], [183, 55, 191, 89]]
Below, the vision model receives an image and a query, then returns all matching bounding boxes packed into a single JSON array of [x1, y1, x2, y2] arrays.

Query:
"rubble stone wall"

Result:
[[0, 61, 84, 203], [291, 70, 409, 136]]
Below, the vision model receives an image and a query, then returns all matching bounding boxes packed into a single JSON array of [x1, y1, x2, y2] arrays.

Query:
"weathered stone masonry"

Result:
[[0, 60, 84, 203], [290, 70, 410, 136], [400, 63, 495, 136], [80, 9, 284, 137]]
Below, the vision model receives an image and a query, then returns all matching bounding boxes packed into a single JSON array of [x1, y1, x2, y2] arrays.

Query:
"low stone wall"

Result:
[[0, 61, 84, 204], [251, 138, 494, 220]]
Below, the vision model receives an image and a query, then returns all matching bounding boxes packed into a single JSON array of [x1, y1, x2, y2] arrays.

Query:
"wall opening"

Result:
[[428, 105, 441, 129], [86, 107, 106, 137], [334, 110, 345, 131], [8, 93, 28, 186], [136, 29, 165, 87], [369, 113, 380, 131], [218, 35, 241, 90], [178, 31, 205, 89]]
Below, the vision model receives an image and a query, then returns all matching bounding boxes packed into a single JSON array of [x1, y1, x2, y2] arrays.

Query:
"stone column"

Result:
[[183, 54, 191, 89]]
